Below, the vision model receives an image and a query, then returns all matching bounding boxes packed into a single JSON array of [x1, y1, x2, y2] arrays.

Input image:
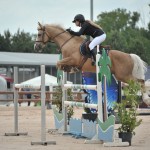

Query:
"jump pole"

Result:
[[31, 65, 56, 145], [84, 45, 103, 144], [62, 71, 68, 133], [5, 66, 28, 136], [96, 45, 103, 122], [63, 84, 97, 90], [64, 101, 98, 109], [103, 75, 108, 121]]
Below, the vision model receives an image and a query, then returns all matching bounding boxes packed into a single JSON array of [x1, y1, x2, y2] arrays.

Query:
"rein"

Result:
[[50, 30, 74, 51], [51, 31, 66, 40], [59, 36, 74, 51]]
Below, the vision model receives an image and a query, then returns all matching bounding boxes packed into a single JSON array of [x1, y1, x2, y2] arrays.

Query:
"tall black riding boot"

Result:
[[90, 50, 96, 62], [90, 50, 96, 66]]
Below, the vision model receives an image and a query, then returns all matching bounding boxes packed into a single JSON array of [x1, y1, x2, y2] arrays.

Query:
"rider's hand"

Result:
[[66, 28, 72, 34], [66, 28, 70, 31]]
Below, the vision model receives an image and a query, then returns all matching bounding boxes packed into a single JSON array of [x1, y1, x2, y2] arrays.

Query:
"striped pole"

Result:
[[64, 101, 98, 109], [15, 84, 40, 89], [15, 83, 59, 89], [64, 84, 97, 90]]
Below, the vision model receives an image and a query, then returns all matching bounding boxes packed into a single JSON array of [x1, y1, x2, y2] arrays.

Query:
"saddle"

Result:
[[75, 40, 111, 71], [80, 40, 111, 57]]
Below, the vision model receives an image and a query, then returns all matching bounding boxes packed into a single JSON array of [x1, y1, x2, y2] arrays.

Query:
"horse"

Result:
[[34, 22, 150, 105]]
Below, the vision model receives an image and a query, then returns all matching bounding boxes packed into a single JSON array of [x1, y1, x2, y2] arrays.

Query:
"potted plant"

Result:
[[113, 80, 142, 146]]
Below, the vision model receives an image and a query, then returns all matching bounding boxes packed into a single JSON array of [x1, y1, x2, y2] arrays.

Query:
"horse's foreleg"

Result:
[[57, 57, 73, 69]]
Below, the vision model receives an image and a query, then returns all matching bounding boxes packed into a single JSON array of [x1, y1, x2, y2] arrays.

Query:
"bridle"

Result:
[[35, 26, 74, 51]]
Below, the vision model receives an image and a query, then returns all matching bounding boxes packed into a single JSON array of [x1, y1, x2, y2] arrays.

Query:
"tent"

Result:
[[20, 74, 72, 87]]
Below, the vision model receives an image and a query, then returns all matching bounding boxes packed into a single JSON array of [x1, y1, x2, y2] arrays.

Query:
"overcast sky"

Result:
[[0, 0, 149, 34]]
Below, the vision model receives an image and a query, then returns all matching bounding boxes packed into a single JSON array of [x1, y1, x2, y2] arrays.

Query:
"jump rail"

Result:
[[63, 84, 97, 90], [15, 83, 59, 89], [64, 101, 98, 109]]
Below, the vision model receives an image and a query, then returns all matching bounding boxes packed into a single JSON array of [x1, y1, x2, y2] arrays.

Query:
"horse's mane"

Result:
[[45, 24, 65, 31], [45, 24, 85, 42]]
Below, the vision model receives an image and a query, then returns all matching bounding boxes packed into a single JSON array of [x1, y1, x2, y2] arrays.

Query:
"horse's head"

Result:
[[34, 22, 50, 52], [34, 22, 68, 52]]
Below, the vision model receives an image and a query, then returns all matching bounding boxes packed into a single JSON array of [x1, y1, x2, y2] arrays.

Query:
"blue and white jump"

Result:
[[54, 46, 117, 144]]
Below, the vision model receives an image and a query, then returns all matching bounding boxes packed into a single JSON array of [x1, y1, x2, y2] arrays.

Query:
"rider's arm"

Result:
[[69, 22, 89, 36]]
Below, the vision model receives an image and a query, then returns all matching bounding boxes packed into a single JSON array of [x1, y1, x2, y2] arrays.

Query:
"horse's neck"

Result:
[[54, 33, 70, 48], [47, 27, 84, 55], [52, 32, 82, 54]]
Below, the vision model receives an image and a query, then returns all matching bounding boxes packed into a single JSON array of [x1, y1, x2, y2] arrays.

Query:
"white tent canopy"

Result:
[[16, 74, 72, 89]]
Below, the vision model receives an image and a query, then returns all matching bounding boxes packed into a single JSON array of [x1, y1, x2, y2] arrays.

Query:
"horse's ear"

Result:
[[38, 22, 43, 29]]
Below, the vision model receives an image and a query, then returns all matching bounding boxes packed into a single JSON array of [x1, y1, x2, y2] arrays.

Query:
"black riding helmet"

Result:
[[72, 14, 85, 23]]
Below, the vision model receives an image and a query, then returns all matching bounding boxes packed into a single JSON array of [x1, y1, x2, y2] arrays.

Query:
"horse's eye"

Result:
[[38, 34, 41, 37]]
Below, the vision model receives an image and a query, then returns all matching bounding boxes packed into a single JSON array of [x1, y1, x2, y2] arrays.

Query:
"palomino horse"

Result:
[[34, 22, 150, 105]]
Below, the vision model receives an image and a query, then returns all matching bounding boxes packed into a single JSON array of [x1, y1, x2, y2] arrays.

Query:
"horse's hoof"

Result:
[[70, 68, 76, 73], [74, 67, 80, 72], [91, 61, 95, 66]]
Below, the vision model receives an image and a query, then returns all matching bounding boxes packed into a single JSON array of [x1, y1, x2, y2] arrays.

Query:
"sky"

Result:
[[0, 0, 149, 35]]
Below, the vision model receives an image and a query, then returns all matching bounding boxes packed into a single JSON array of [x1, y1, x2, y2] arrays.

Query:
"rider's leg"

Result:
[[89, 34, 106, 61]]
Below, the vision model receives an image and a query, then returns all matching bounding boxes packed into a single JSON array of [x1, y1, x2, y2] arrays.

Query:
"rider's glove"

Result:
[[66, 28, 73, 34]]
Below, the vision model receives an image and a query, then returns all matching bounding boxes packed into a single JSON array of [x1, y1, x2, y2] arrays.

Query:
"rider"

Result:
[[66, 14, 106, 61]]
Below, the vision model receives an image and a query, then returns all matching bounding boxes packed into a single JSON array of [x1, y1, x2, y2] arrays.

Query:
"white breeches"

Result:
[[89, 33, 106, 50]]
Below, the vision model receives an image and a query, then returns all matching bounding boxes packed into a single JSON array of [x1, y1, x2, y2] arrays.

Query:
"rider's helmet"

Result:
[[72, 14, 85, 23]]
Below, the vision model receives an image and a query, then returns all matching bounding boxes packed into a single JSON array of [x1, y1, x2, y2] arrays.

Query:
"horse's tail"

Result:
[[130, 54, 147, 80]]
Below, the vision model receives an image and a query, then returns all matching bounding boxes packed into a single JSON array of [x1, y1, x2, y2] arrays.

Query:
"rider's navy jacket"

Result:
[[70, 21, 104, 38]]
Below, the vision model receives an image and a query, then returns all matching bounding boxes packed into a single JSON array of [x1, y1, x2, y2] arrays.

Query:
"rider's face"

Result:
[[75, 20, 80, 27]]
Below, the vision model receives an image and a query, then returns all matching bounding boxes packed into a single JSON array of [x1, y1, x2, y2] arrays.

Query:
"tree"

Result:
[[0, 30, 11, 51], [105, 30, 127, 51], [11, 29, 34, 52], [96, 9, 131, 32], [129, 12, 140, 28], [96, 8, 150, 64]]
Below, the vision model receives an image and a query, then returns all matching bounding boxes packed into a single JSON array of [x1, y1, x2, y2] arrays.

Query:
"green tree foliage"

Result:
[[96, 9, 131, 32], [0, 30, 11, 51], [11, 29, 34, 52], [0, 29, 58, 54], [96, 8, 150, 64], [129, 12, 140, 28]]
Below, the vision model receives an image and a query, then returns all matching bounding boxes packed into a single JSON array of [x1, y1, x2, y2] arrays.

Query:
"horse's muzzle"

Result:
[[34, 43, 42, 52]]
